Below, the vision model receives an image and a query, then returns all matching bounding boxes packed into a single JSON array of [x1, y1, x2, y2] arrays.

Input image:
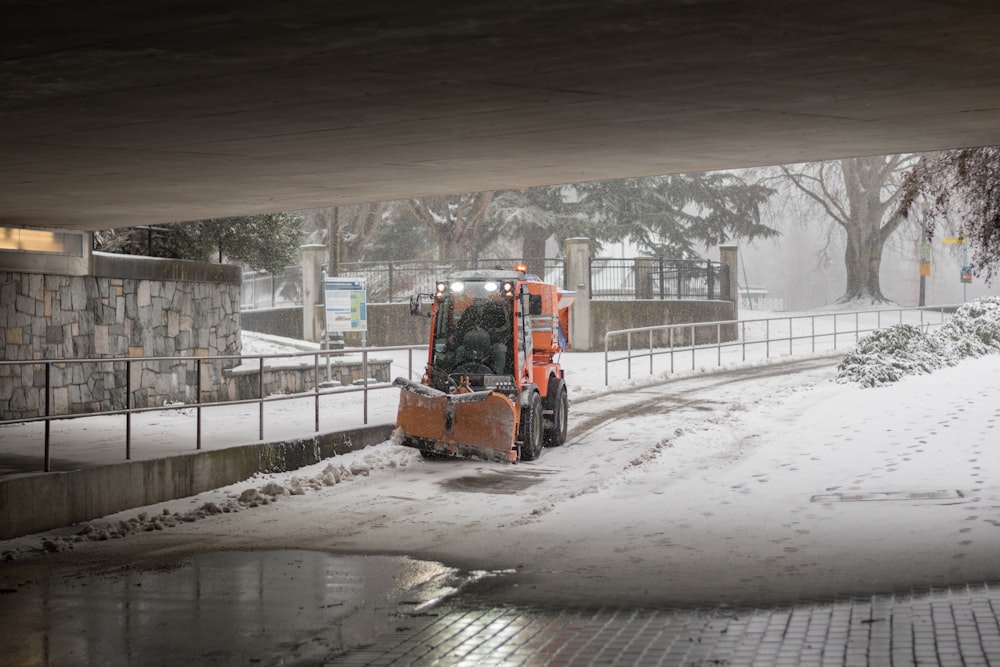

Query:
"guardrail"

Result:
[[0, 345, 426, 473], [603, 305, 960, 385]]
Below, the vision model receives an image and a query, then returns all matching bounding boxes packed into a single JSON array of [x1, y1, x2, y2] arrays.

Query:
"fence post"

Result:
[[707, 261, 715, 300], [649, 329, 654, 375], [44, 362, 51, 472], [196, 358, 202, 450], [126, 359, 133, 458], [258, 357, 265, 440], [363, 350, 369, 424], [690, 324, 696, 369], [658, 258, 665, 299], [388, 262, 394, 303]]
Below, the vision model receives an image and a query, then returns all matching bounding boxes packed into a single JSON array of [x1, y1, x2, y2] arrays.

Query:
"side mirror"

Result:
[[410, 294, 432, 317]]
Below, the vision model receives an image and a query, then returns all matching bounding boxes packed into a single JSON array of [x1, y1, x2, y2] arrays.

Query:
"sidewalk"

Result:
[[342, 583, 1000, 666]]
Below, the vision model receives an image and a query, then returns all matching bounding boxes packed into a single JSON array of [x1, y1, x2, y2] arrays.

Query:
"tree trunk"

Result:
[[839, 225, 889, 303], [520, 224, 550, 276]]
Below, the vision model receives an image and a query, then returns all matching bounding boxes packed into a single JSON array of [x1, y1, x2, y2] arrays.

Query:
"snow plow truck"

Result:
[[393, 266, 574, 463]]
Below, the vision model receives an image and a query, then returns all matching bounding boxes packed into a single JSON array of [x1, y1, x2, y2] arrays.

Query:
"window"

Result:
[[0, 226, 85, 256]]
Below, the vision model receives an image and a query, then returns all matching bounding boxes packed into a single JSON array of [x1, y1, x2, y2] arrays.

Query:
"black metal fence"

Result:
[[337, 258, 566, 303], [241, 266, 303, 310], [590, 257, 730, 301], [242, 256, 730, 308]]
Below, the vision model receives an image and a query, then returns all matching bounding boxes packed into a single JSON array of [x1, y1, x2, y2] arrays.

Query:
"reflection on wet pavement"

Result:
[[0, 550, 462, 666]]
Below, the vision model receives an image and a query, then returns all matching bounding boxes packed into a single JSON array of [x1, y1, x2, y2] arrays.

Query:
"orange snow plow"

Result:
[[393, 378, 518, 463], [394, 267, 573, 463]]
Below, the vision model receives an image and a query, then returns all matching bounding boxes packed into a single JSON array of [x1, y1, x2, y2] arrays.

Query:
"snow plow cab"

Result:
[[394, 267, 573, 463]]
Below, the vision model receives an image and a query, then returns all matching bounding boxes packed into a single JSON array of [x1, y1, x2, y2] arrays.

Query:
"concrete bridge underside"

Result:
[[2, 0, 1000, 230]]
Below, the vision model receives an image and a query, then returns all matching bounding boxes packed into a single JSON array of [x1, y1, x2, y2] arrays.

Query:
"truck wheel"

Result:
[[544, 378, 568, 447], [520, 391, 544, 461]]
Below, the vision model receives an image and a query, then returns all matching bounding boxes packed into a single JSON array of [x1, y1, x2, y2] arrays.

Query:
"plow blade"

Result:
[[393, 378, 518, 463]]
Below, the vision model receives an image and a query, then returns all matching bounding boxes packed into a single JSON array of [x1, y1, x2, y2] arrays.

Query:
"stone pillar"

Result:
[[300, 244, 326, 342], [565, 238, 592, 351], [720, 245, 739, 322]]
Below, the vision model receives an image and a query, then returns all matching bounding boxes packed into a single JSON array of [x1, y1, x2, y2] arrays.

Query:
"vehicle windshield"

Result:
[[430, 280, 514, 384]]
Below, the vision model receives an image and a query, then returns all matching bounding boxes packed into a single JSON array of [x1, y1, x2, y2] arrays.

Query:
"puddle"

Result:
[[441, 469, 548, 494], [0, 550, 467, 666]]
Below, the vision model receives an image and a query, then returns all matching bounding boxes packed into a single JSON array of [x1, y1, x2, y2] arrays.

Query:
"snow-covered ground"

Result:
[[2, 303, 1000, 610]]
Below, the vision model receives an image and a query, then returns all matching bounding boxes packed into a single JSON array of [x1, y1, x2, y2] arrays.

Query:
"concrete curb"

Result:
[[0, 423, 395, 539]]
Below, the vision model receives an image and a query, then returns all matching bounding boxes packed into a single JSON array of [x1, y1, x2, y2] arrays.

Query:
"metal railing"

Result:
[[0, 345, 426, 473], [590, 257, 730, 300], [603, 305, 960, 385]]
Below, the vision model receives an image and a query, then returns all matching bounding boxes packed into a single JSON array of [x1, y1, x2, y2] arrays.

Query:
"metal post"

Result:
[[855, 312, 860, 343], [314, 353, 320, 432], [196, 358, 202, 449], [788, 317, 793, 356], [44, 362, 51, 472], [717, 323, 722, 366], [126, 359, 132, 458], [626, 331, 632, 380], [363, 350, 369, 425], [649, 329, 654, 376], [741, 320, 746, 361], [690, 324, 695, 370], [766, 319, 770, 358], [259, 357, 265, 440], [604, 335, 609, 386], [670, 327, 675, 374], [388, 263, 394, 303], [811, 316, 816, 353], [707, 261, 715, 300]]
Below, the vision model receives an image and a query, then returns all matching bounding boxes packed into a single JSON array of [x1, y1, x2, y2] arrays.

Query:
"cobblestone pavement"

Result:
[[338, 582, 1000, 666]]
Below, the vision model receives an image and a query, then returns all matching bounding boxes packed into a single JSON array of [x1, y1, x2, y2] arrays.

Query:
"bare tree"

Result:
[[308, 203, 389, 273], [406, 192, 495, 261], [778, 155, 915, 304]]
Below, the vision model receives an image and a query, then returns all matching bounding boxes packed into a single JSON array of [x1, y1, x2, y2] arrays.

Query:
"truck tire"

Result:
[[544, 377, 568, 447], [520, 391, 544, 461]]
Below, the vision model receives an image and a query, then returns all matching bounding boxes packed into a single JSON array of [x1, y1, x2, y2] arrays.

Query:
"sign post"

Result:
[[942, 236, 970, 302], [324, 276, 367, 338], [323, 277, 368, 382]]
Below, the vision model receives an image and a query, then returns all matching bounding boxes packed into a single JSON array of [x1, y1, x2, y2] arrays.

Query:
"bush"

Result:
[[837, 296, 1000, 387]]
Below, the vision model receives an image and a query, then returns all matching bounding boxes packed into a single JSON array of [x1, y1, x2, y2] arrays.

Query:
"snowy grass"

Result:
[[837, 296, 1000, 387]]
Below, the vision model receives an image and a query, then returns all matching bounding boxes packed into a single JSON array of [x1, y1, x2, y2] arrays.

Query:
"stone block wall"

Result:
[[1, 254, 241, 420], [226, 358, 392, 399]]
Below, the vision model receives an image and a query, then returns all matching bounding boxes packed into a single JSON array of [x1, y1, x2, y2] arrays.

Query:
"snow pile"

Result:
[[837, 296, 1000, 387], [3, 448, 418, 559]]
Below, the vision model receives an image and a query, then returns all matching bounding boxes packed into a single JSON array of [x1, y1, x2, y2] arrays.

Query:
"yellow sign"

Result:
[[919, 260, 931, 277], [941, 237, 966, 244]]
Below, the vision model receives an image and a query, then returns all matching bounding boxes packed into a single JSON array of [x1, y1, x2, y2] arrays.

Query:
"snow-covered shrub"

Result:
[[934, 297, 1000, 358], [838, 296, 1000, 387], [837, 324, 947, 387]]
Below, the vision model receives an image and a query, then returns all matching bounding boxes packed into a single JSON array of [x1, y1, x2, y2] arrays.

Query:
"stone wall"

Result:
[[226, 357, 392, 399], [1, 253, 242, 420], [591, 299, 737, 350], [241, 306, 303, 340]]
